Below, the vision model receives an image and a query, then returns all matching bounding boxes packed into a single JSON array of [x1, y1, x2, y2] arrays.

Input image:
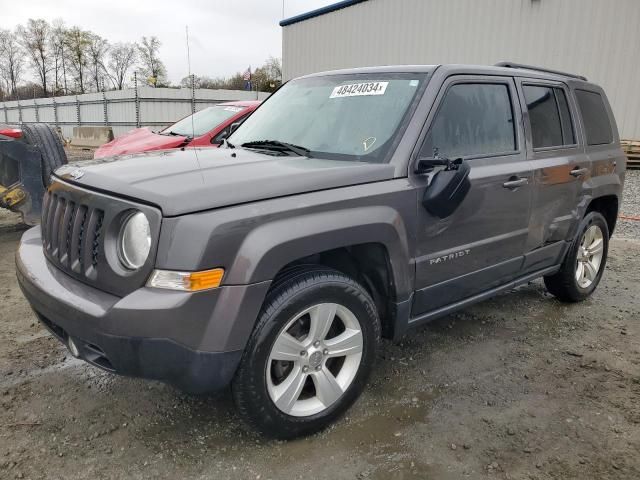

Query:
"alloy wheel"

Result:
[[576, 225, 604, 288], [266, 303, 363, 417]]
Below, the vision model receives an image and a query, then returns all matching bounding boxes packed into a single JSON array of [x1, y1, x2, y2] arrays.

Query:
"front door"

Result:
[[411, 76, 533, 317]]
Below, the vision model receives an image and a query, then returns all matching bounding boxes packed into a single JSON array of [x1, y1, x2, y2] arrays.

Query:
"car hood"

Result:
[[93, 128, 187, 158], [55, 148, 395, 216]]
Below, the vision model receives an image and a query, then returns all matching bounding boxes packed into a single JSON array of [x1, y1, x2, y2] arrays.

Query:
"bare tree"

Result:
[[64, 27, 91, 93], [87, 33, 109, 91], [264, 56, 282, 82], [17, 19, 52, 97], [0, 29, 25, 99], [250, 58, 283, 93], [50, 19, 68, 95], [137, 36, 167, 87], [107, 42, 136, 90]]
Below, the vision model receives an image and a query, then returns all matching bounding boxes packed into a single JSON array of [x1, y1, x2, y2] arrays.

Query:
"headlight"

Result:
[[118, 211, 151, 269]]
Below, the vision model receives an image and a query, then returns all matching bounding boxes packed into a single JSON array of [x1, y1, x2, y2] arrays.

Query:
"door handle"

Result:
[[570, 167, 589, 177], [502, 177, 528, 189]]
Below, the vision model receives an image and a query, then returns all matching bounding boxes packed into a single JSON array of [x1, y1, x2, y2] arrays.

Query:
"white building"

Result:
[[281, 0, 640, 140]]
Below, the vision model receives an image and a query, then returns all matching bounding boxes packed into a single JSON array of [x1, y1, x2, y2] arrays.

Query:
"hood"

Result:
[[93, 128, 187, 158], [55, 148, 396, 216]]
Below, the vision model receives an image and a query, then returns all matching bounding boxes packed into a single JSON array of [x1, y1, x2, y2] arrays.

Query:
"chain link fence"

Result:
[[0, 74, 270, 139]]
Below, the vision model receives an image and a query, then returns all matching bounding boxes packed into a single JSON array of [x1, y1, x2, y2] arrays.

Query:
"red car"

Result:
[[94, 100, 260, 159]]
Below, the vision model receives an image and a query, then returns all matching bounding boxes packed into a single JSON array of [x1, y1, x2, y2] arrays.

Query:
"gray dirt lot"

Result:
[[0, 172, 639, 480]]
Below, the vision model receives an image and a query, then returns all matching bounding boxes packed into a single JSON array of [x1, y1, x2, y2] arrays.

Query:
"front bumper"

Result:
[[16, 226, 271, 393]]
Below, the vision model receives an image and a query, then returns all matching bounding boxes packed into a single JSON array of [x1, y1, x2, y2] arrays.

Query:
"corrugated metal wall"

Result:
[[0, 87, 270, 139], [282, 0, 640, 140]]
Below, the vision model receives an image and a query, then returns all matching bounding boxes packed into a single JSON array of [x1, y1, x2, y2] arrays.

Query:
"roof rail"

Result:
[[495, 62, 587, 81]]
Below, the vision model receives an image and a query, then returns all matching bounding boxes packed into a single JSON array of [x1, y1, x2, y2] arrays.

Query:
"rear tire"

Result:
[[232, 266, 380, 439], [21, 124, 67, 186], [544, 211, 609, 302]]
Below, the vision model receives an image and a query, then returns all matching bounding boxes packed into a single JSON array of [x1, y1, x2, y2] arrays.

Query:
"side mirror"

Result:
[[415, 157, 451, 174], [422, 161, 471, 218], [229, 122, 241, 134]]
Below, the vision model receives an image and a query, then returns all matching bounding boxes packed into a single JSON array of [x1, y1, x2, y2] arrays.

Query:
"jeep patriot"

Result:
[[16, 63, 626, 438]]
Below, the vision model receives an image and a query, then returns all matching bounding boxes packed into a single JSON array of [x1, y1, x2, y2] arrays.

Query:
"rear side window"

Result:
[[575, 90, 613, 145], [421, 83, 516, 159], [523, 85, 575, 149]]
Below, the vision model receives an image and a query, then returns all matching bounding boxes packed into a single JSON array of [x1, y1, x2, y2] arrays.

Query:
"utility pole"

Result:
[[61, 44, 68, 95]]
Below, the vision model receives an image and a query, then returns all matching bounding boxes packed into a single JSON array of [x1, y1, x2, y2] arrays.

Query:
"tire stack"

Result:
[[20, 124, 68, 186]]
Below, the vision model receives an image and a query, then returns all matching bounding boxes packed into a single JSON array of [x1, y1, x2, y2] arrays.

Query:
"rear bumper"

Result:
[[16, 226, 271, 393]]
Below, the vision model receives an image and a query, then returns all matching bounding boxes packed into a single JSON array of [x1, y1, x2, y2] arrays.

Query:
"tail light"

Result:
[[0, 128, 22, 139]]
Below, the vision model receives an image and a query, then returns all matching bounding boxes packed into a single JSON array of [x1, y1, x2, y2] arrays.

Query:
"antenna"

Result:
[[186, 26, 192, 79], [185, 25, 204, 183]]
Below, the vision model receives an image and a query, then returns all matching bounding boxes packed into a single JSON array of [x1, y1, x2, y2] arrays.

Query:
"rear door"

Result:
[[411, 76, 533, 316], [516, 80, 588, 272]]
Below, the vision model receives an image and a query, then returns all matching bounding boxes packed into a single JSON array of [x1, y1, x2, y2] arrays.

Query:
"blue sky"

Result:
[[3, 0, 335, 83]]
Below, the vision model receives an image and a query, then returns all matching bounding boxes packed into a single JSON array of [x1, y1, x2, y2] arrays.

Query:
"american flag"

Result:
[[243, 67, 251, 81]]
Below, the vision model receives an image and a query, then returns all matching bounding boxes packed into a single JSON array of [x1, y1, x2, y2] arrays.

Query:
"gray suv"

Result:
[[16, 63, 625, 438]]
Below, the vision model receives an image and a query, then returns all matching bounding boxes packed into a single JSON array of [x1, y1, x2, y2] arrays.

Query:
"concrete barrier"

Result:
[[71, 126, 114, 148]]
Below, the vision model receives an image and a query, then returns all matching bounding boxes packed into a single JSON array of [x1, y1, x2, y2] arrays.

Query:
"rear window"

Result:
[[164, 105, 245, 137], [523, 85, 575, 149], [575, 90, 613, 146]]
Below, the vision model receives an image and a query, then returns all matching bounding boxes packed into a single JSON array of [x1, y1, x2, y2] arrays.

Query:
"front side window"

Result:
[[523, 85, 575, 149], [575, 90, 613, 146], [420, 83, 516, 159], [229, 73, 427, 162], [163, 105, 246, 137]]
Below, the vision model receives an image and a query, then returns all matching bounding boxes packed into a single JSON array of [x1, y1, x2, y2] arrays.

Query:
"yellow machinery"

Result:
[[0, 124, 67, 225]]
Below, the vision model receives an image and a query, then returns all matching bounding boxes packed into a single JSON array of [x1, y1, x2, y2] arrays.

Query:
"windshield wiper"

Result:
[[159, 130, 184, 136], [241, 140, 311, 157]]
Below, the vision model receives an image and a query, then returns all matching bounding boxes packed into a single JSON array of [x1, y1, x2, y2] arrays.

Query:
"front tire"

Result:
[[232, 266, 380, 439], [544, 211, 609, 302]]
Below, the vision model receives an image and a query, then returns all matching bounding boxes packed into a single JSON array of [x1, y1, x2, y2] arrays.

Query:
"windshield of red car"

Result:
[[163, 105, 246, 137], [228, 73, 427, 162]]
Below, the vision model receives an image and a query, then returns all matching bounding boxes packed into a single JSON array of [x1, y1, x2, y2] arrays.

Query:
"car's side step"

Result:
[[406, 265, 561, 330]]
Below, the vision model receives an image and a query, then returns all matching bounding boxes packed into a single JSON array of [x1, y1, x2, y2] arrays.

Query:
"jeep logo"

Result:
[[69, 169, 85, 180]]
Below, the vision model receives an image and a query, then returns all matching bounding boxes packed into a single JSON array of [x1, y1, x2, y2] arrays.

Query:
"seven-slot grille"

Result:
[[41, 190, 105, 278]]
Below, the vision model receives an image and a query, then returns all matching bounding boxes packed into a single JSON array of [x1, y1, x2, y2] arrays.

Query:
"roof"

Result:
[[280, 0, 369, 27], [298, 64, 437, 79], [292, 64, 591, 85]]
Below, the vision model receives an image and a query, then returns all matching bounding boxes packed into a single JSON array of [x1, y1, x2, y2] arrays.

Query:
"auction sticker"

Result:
[[330, 81, 388, 98], [224, 106, 243, 112]]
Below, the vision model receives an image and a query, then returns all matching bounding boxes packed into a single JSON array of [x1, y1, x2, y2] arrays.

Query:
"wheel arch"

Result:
[[271, 242, 398, 338], [224, 207, 414, 337], [585, 194, 618, 237]]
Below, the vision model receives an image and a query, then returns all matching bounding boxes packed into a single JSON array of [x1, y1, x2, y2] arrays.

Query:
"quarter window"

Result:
[[420, 83, 516, 159], [575, 90, 613, 146], [523, 85, 575, 149]]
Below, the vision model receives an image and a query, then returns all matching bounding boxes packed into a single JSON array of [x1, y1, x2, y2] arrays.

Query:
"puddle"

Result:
[[271, 388, 443, 478]]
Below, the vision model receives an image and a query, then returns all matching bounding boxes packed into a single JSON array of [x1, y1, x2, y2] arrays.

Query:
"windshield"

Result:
[[229, 73, 426, 162], [163, 105, 245, 137]]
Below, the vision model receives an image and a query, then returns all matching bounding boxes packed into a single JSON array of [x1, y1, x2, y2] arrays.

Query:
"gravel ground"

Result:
[[1, 226, 639, 480], [0, 167, 638, 480], [617, 170, 640, 238]]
